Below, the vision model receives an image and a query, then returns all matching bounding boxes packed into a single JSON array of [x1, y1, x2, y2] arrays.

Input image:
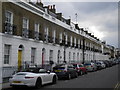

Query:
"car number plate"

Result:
[[13, 81, 22, 83], [55, 70, 62, 72]]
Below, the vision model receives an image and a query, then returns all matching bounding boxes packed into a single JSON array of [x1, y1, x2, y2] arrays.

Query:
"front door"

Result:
[[18, 50, 22, 71]]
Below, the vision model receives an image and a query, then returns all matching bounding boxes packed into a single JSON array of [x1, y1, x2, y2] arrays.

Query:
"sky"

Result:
[[32, 0, 118, 48]]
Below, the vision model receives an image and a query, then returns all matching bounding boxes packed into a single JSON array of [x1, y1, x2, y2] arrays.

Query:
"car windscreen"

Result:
[[73, 64, 77, 67], [22, 68, 39, 73], [84, 63, 91, 66]]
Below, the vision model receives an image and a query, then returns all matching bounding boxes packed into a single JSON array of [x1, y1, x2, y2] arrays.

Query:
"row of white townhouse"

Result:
[[0, 0, 113, 89]]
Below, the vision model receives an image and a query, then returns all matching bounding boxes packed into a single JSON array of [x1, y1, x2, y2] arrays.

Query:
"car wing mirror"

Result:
[[47, 70, 50, 74]]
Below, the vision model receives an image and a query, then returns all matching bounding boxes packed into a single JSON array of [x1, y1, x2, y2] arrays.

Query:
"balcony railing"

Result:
[[34, 31, 40, 40], [4, 23, 17, 35], [22, 28, 29, 38]]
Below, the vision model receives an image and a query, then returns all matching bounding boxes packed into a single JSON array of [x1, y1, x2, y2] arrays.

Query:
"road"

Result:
[[3, 64, 119, 90]]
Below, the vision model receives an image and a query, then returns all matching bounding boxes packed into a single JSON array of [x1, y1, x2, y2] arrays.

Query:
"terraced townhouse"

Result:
[[0, 0, 116, 88]]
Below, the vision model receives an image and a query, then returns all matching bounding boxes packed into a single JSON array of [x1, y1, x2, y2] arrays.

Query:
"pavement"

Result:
[[2, 83, 11, 90]]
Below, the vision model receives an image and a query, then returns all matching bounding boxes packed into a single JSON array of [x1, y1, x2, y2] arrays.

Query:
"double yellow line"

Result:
[[114, 82, 120, 90]]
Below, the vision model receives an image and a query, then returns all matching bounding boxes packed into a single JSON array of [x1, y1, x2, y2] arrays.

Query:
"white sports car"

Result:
[[9, 68, 57, 88]]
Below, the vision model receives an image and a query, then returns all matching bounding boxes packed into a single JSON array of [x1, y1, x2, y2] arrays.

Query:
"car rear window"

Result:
[[53, 66, 65, 70], [16, 73, 27, 75]]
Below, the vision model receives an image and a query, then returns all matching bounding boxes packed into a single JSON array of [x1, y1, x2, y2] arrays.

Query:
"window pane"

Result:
[[4, 45, 11, 64]]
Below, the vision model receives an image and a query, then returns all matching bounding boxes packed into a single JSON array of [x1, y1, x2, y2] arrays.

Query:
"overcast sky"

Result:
[[32, 0, 118, 48]]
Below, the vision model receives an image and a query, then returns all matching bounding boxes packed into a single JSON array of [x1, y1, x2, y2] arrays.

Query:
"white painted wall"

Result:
[[2, 34, 110, 75]]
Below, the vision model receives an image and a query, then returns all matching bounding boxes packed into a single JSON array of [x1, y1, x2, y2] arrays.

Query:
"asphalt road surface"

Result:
[[3, 64, 119, 90]]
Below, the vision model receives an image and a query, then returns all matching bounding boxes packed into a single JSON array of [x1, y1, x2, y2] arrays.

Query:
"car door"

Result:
[[38, 69, 50, 84]]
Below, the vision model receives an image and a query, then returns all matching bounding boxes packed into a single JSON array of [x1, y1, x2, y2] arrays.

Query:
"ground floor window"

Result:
[[4, 44, 11, 64], [31, 48, 36, 64], [49, 50, 53, 61]]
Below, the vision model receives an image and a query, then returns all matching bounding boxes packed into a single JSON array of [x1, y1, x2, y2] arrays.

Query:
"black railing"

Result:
[[4, 23, 17, 35], [22, 28, 29, 38]]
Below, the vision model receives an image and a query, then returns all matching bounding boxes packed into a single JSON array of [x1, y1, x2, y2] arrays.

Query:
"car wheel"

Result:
[[52, 75, 57, 84], [75, 72, 78, 78], [35, 77, 42, 89], [85, 71, 88, 74], [68, 74, 71, 80], [80, 71, 83, 75]]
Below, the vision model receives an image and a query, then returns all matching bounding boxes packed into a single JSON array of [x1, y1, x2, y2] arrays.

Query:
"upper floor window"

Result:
[[70, 36, 72, 46], [44, 27, 49, 42], [23, 18, 29, 29], [44, 27, 49, 36], [52, 30, 56, 43], [5, 11, 13, 24], [78, 39, 80, 48], [65, 34, 68, 44], [4, 44, 11, 65], [34, 23, 39, 32], [74, 37, 76, 46], [59, 32, 62, 43]]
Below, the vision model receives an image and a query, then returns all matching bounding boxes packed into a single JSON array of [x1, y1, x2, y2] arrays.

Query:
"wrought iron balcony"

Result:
[[34, 31, 40, 40], [22, 28, 29, 38], [4, 23, 17, 35]]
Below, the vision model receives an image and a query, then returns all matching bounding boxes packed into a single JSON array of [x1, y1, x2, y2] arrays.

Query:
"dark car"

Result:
[[72, 63, 87, 75], [53, 64, 78, 80]]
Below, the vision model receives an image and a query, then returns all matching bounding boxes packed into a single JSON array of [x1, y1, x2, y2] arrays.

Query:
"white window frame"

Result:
[[70, 36, 72, 46], [52, 30, 56, 43], [49, 50, 53, 61], [23, 17, 29, 29], [74, 37, 76, 46], [34, 23, 39, 32], [4, 44, 11, 65], [31, 48, 36, 64], [69, 52, 71, 63], [59, 32, 62, 43], [5, 11, 13, 24], [65, 34, 68, 44], [44, 27, 49, 42]]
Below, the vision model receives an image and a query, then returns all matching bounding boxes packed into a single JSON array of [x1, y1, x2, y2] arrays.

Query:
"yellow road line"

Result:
[[114, 82, 120, 90]]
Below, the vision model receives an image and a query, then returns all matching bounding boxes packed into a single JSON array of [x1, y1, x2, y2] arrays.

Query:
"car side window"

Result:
[[39, 69, 47, 73]]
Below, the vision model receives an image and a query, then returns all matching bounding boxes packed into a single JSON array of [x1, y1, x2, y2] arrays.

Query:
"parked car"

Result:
[[72, 63, 87, 75], [9, 67, 57, 88], [53, 64, 78, 80], [102, 60, 110, 68], [84, 62, 97, 72], [95, 61, 106, 70]]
